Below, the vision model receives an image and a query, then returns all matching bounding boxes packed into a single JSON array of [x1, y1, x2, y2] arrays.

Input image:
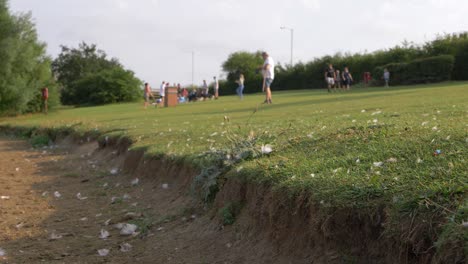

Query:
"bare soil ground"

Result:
[[0, 137, 302, 264]]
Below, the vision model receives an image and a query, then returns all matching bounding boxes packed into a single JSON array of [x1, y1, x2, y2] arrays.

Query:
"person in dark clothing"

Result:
[[342, 67, 353, 90]]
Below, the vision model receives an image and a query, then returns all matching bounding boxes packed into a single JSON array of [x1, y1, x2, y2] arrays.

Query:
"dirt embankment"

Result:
[[0, 133, 462, 263]]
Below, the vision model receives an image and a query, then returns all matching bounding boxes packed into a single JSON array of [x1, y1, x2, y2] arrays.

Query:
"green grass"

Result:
[[1, 82, 467, 254]]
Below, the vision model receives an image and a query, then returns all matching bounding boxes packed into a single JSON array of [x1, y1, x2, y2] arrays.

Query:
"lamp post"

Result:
[[280, 26, 294, 66], [191, 51, 195, 89]]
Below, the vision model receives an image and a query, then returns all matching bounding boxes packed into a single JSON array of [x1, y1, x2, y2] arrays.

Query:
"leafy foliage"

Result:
[[271, 32, 468, 90], [221, 51, 264, 94], [0, 0, 59, 115], [52, 42, 142, 105], [373, 55, 455, 86]]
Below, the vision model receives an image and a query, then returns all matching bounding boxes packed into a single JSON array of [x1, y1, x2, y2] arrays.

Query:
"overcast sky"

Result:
[[8, 0, 468, 86]]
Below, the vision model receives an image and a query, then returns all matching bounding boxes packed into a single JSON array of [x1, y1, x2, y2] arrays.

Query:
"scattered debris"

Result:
[[119, 223, 138, 236], [417, 158, 423, 164], [76, 193, 88, 200], [54, 191, 62, 198], [0, 196, 10, 200], [15, 168, 20, 172], [15, 222, 25, 229], [120, 243, 133, 252], [156, 227, 164, 231], [42, 191, 49, 197], [373, 162, 384, 167], [261, 144, 273, 154], [99, 229, 110, 239], [433, 149, 442, 156], [110, 168, 118, 175], [97, 248, 109, 257], [386, 158, 398, 163], [80, 217, 88, 221], [102, 183, 109, 188], [371, 110, 382, 116], [122, 194, 131, 200], [310, 173, 315, 178], [104, 219, 112, 226], [49, 232, 63, 240], [131, 178, 139, 186], [356, 159, 360, 164], [161, 183, 169, 189], [0, 248, 5, 257]]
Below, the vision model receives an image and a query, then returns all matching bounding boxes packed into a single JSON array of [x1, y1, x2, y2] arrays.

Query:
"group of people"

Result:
[[324, 64, 354, 92], [234, 52, 275, 103], [143, 77, 221, 108]]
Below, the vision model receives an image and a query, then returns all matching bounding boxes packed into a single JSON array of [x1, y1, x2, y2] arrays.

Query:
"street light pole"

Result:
[[280, 26, 294, 66], [192, 51, 194, 89]]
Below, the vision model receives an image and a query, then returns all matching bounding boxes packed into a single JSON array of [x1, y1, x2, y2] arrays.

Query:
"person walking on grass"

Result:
[[202, 80, 209, 97], [236, 74, 245, 100], [143, 83, 152, 109], [335, 69, 342, 91], [213, 76, 219, 99], [324, 63, 336, 93], [261, 52, 275, 104], [383, 68, 390, 87], [342, 67, 353, 90], [159, 81, 166, 101], [41, 87, 49, 114]]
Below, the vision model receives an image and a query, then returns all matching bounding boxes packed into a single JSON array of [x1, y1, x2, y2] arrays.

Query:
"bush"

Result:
[[373, 55, 455, 86], [68, 67, 142, 105]]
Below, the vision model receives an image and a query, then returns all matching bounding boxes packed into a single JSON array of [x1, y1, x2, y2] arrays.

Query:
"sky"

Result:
[[8, 0, 468, 86]]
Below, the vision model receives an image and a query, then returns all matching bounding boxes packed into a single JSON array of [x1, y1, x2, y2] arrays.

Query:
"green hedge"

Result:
[[373, 55, 455, 86]]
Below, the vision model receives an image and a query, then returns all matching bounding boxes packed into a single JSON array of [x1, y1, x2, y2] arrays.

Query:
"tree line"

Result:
[[220, 32, 468, 94], [0, 0, 141, 116]]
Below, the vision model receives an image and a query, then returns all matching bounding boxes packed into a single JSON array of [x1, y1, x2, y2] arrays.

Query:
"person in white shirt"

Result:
[[261, 52, 275, 104], [160, 81, 166, 98], [213, 76, 219, 99]]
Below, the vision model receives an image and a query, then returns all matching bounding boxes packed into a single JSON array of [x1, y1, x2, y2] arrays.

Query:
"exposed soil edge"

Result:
[[0, 125, 463, 264]]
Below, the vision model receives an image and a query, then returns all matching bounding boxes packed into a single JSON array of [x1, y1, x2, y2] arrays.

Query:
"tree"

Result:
[[222, 51, 264, 94], [0, 0, 58, 115], [52, 42, 141, 105]]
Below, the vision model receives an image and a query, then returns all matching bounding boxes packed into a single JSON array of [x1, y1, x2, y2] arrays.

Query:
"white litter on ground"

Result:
[[53, 191, 61, 198], [76, 193, 88, 200], [119, 223, 138, 235], [120, 243, 133, 252], [49, 232, 62, 240], [131, 178, 139, 186], [373, 162, 384, 167], [104, 219, 111, 226], [386, 158, 398, 163], [97, 248, 109, 257], [0, 196, 10, 200], [261, 144, 273, 154], [161, 183, 169, 189], [15, 168, 19, 172], [110, 168, 118, 175], [99, 229, 110, 239], [0, 248, 5, 257]]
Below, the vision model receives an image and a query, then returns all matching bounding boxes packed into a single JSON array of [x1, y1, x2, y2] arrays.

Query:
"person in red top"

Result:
[[41, 87, 49, 114]]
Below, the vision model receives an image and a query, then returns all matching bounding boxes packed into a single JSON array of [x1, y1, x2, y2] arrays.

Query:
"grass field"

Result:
[[1, 82, 467, 253]]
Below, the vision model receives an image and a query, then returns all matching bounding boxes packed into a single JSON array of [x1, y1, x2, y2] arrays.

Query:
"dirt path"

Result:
[[0, 137, 294, 264]]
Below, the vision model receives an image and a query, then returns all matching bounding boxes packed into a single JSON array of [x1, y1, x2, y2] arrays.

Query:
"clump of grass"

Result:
[[129, 217, 154, 235], [30, 135, 50, 148], [219, 202, 243, 226]]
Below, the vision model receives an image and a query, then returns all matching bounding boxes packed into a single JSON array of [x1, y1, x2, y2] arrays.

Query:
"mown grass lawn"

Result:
[[1, 82, 467, 251]]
